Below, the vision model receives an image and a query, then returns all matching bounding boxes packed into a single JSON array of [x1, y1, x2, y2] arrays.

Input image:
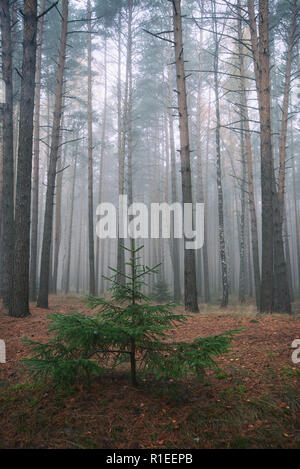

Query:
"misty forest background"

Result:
[[0, 0, 300, 318]]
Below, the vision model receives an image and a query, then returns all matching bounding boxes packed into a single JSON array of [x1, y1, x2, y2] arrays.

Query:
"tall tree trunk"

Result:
[[96, 36, 107, 293], [51, 128, 64, 294], [238, 121, 246, 304], [248, 0, 273, 312], [76, 196, 84, 294], [118, 11, 133, 284], [283, 204, 294, 302], [172, 0, 198, 312], [163, 106, 172, 282], [272, 176, 291, 313], [10, 0, 37, 317], [237, 0, 248, 304], [87, 0, 95, 296], [238, 19, 261, 308], [167, 35, 181, 302], [291, 125, 300, 290], [37, 0, 68, 308], [203, 91, 211, 303], [116, 11, 126, 283], [195, 11, 204, 300], [0, 0, 14, 309], [278, 0, 297, 213], [195, 5, 210, 303], [0, 106, 3, 249], [127, 0, 133, 208], [29, 0, 46, 301], [126, 0, 136, 282], [64, 150, 78, 294], [212, 0, 229, 308], [272, 0, 297, 313]]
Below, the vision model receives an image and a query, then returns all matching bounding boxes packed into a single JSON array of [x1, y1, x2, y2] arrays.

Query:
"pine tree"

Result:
[[0, 0, 14, 310], [37, 0, 68, 309], [23, 244, 236, 387], [10, 0, 38, 317], [172, 0, 199, 312], [152, 280, 172, 303]]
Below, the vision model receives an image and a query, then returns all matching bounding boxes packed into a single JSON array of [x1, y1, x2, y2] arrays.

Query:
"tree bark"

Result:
[[10, 0, 37, 317], [238, 27, 261, 308], [37, 0, 68, 308], [29, 0, 46, 301], [0, 0, 15, 309], [51, 126, 64, 294], [291, 125, 300, 290], [64, 149, 78, 294], [272, 176, 291, 313], [167, 35, 181, 302], [271, 0, 297, 313], [87, 0, 95, 296], [127, 0, 133, 208], [248, 0, 273, 312], [172, 0, 198, 312], [237, 0, 256, 305], [238, 121, 246, 304], [212, 0, 229, 308], [278, 0, 297, 214], [96, 36, 107, 293], [117, 10, 127, 283]]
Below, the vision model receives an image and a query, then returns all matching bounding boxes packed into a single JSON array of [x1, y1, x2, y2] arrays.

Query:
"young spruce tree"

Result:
[[23, 245, 236, 387]]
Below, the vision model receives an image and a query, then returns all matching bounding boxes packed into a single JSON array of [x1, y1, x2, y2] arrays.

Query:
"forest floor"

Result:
[[0, 295, 300, 449]]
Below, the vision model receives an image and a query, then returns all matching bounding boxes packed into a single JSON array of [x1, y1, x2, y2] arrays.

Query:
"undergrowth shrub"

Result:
[[23, 243, 239, 387]]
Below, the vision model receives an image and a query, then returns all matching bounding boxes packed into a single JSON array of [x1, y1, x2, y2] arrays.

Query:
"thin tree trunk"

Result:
[[172, 0, 198, 312], [163, 104, 174, 277], [212, 0, 228, 308], [87, 0, 95, 296], [283, 203, 294, 302], [248, 0, 273, 312], [117, 11, 126, 283], [37, 0, 68, 308], [126, 0, 136, 286], [164, 106, 171, 283], [203, 91, 211, 303], [127, 0, 136, 286], [0, 107, 3, 248], [238, 122, 246, 304], [272, 0, 297, 313], [238, 23, 261, 308], [76, 196, 84, 294], [51, 129, 64, 294], [278, 0, 297, 213], [195, 4, 210, 303], [291, 125, 300, 290], [96, 36, 107, 293], [236, 2, 247, 304], [196, 12, 204, 300], [127, 0, 133, 208], [29, 0, 46, 301], [272, 175, 291, 313], [167, 35, 181, 302], [64, 150, 78, 294]]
